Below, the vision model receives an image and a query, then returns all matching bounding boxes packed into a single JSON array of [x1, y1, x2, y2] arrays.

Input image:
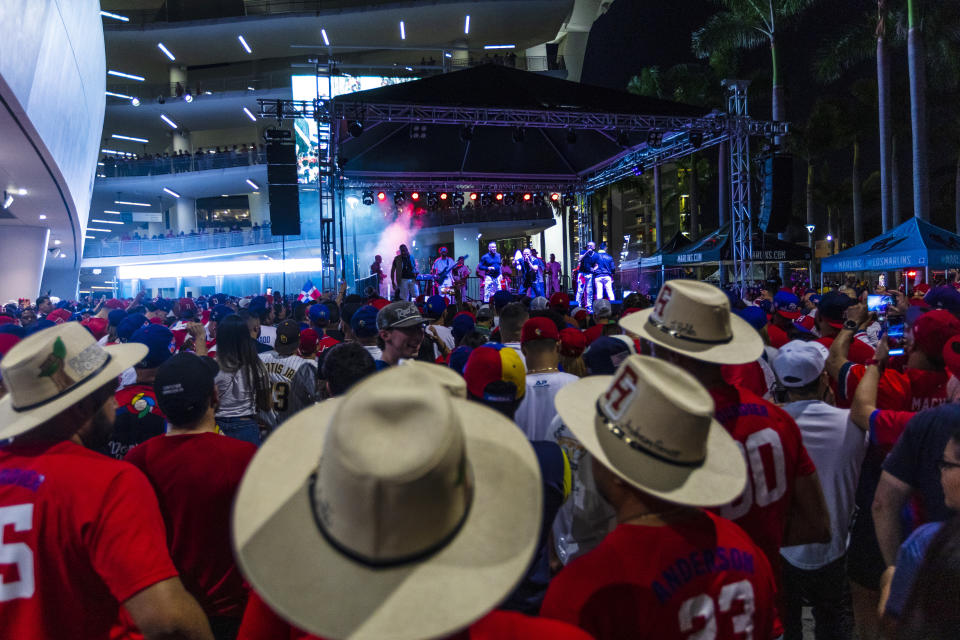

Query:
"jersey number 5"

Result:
[[272, 382, 290, 412], [678, 579, 755, 639], [720, 428, 787, 521], [0, 504, 35, 601]]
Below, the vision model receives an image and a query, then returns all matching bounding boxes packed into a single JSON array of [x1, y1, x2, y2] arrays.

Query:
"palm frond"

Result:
[[813, 17, 876, 83], [692, 10, 769, 59]]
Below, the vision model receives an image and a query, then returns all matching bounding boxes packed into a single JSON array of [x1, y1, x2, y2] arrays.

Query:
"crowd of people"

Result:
[[100, 143, 264, 177], [0, 272, 959, 639]]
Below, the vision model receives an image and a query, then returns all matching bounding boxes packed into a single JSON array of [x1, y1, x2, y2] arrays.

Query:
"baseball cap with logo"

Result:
[[376, 301, 426, 330], [619, 279, 763, 365], [274, 320, 301, 355], [463, 344, 526, 402], [308, 303, 331, 325], [351, 305, 380, 338], [210, 304, 235, 325], [912, 309, 960, 360], [583, 335, 636, 375], [549, 292, 570, 311], [555, 354, 746, 507], [425, 295, 447, 319], [521, 317, 560, 343], [46, 308, 73, 325], [130, 324, 176, 369], [492, 290, 513, 311], [817, 291, 855, 329], [772, 340, 827, 388], [298, 328, 320, 355], [559, 327, 586, 357], [154, 352, 220, 425], [593, 299, 612, 319], [773, 291, 802, 320]]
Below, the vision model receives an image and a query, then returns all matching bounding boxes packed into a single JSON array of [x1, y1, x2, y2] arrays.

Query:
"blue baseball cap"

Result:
[[249, 296, 269, 313], [130, 324, 176, 369], [425, 295, 447, 319], [309, 303, 331, 324], [117, 313, 149, 342], [492, 290, 513, 310], [451, 314, 476, 343], [448, 345, 473, 375], [209, 304, 235, 324], [736, 306, 768, 334], [350, 305, 379, 338], [773, 291, 802, 320]]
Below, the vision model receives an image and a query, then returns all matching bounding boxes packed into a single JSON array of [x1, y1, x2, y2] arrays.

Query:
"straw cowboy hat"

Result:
[[232, 366, 542, 640], [620, 279, 763, 365], [397, 360, 467, 398], [555, 354, 746, 507], [0, 322, 146, 441]]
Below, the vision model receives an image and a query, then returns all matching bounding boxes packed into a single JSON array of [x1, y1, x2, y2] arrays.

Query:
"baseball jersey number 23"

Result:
[[0, 504, 35, 601], [678, 579, 755, 639]]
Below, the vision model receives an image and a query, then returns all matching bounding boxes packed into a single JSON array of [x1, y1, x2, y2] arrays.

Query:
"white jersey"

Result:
[[258, 351, 317, 429], [258, 325, 276, 349], [514, 371, 579, 441]]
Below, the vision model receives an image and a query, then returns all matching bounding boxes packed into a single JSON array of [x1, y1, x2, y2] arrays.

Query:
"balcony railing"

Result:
[[99, 147, 263, 178], [106, 71, 294, 102], [103, 1, 410, 26]]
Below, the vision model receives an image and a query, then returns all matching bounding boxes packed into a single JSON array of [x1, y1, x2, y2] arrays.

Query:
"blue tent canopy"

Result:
[[820, 218, 960, 273]]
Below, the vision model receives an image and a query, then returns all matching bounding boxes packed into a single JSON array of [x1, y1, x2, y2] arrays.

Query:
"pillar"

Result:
[[654, 164, 663, 250], [0, 226, 49, 302], [172, 131, 190, 153], [169, 65, 187, 97], [174, 197, 197, 234], [453, 225, 480, 269], [248, 191, 270, 227]]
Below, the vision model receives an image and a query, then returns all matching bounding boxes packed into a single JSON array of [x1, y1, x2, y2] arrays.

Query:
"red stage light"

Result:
[[377, 191, 386, 201], [470, 193, 478, 200], [522, 193, 531, 201], [550, 193, 560, 201], [411, 192, 420, 200], [440, 193, 448, 200], [907, 270, 917, 278], [495, 193, 503, 201]]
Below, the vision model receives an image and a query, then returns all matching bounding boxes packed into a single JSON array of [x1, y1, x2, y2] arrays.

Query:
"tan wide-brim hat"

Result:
[[555, 355, 746, 508], [0, 322, 146, 441], [620, 279, 763, 365], [232, 371, 542, 640]]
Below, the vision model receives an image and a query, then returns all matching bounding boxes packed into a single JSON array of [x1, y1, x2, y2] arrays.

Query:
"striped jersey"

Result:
[[258, 351, 317, 429]]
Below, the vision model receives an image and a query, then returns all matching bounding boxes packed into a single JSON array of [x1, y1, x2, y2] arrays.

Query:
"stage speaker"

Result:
[[264, 129, 300, 235], [759, 155, 793, 234]]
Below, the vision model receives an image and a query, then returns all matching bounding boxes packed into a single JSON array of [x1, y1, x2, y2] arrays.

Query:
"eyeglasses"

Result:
[[937, 458, 960, 472]]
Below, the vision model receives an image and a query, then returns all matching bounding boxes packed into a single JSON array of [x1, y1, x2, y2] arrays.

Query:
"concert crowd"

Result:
[[2, 252, 960, 639]]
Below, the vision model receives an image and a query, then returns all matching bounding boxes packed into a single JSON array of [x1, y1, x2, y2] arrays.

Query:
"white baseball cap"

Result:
[[772, 340, 828, 388]]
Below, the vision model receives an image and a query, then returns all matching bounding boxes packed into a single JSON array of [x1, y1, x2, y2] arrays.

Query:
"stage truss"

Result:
[[259, 78, 787, 293]]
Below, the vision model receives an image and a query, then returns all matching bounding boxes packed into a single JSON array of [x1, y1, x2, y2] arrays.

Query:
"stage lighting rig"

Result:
[[453, 193, 465, 207], [689, 130, 704, 148], [426, 193, 438, 208], [504, 193, 516, 205], [550, 193, 560, 203], [377, 191, 386, 202], [495, 193, 504, 203], [460, 125, 474, 141], [647, 130, 664, 147], [512, 127, 526, 143], [562, 194, 575, 207], [469, 192, 478, 202], [616, 130, 629, 147], [410, 191, 420, 201], [394, 191, 405, 205], [522, 193, 532, 203], [361, 191, 374, 206]]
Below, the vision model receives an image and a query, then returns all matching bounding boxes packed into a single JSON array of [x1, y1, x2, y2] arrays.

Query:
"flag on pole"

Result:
[[298, 280, 320, 302]]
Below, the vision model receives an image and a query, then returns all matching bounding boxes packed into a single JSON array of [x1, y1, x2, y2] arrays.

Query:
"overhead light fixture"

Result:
[[112, 134, 148, 143], [2, 193, 13, 209], [92, 268, 103, 275], [238, 35, 252, 54], [459, 125, 473, 141], [689, 130, 704, 148], [183, 92, 193, 103], [484, 44, 515, 50], [566, 128, 577, 144], [38, 214, 46, 220], [246, 179, 260, 190], [107, 70, 145, 81], [54, 239, 61, 245], [101, 148, 135, 156], [647, 130, 665, 147], [243, 107, 257, 122], [102, 210, 121, 214], [163, 187, 181, 198], [399, 21, 406, 40], [118, 258, 325, 280], [157, 43, 176, 61], [616, 130, 630, 147], [321, 29, 330, 46], [160, 114, 177, 129], [444, 51, 452, 58], [394, 192, 405, 205], [247, 86, 255, 91], [115, 200, 151, 207], [130, 97, 141, 107], [105, 90, 134, 100], [512, 127, 526, 143], [84, 235, 95, 240], [17, 188, 27, 196], [91, 219, 124, 225], [377, 191, 386, 201], [100, 10, 129, 21], [464, 15, 470, 34], [87, 227, 111, 233]]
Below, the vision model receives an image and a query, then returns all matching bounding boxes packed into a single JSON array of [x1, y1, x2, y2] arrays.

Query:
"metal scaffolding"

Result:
[[724, 79, 753, 294]]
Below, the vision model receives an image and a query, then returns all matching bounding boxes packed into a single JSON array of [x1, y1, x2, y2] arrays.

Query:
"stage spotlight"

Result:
[[689, 130, 704, 148], [361, 190, 374, 206], [348, 120, 364, 137], [495, 193, 504, 202], [562, 194, 575, 207], [439, 192, 448, 201], [469, 192, 478, 201], [566, 128, 577, 144], [453, 193, 465, 207], [522, 193, 532, 202], [410, 191, 420, 201], [550, 193, 560, 202], [480, 193, 492, 207], [632, 163, 645, 176], [394, 191, 405, 205], [184, 92, 193, 103], [616, 130, 629, 147], [377, 191, 386, 202], [460, 125, 473, 141], [512, 127, 526, 143], [131, 97, 141, 107], [647, 130, 664, 147]]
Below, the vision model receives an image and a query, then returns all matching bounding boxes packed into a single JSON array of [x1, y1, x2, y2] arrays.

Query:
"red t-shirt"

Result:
[[708, 384, 816, 580], [836, 364, 948, 412], [125, 433, 256, 618], [816, 336, 875, 366], [0, 440, 178, 639], [238, 592, 593, 640], [721, 362, 768, 398], [317, 335, 340, 353], [540, 512, 777, 640], [869, 409, 916, 453]]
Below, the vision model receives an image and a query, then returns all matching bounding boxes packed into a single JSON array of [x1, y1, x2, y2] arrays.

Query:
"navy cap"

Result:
[[130, 324, 176, 369], [492, 290, 513, 310], [448, 345, 473, 375], [154, 353, 219, 425], [209, 304, 235, 324], [117, 313, 149, 342], [249, 295, 269, 312], [309, 303, 331, 324], [107, 309, 127, 327], [737, 306, 769, 333], [452, 314, 476, 343], [583, 336, 635, 375], [350, 305, 379, 338], [818, 291, 855, 327], [773, 291, 802, 319]]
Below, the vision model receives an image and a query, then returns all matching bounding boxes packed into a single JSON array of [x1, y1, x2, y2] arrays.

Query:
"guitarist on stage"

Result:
[[431, 246, 456, 297], [452, 255, 471, 303]]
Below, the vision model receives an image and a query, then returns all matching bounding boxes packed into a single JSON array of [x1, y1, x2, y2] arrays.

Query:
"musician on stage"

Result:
[[371, 254, 390, 299], [391, 244, 419, 301], [452, 255, 471, 303], [431, 246, 456, 297], [519, 248, 546, 298], [476, 241, 502, 303], [575, 242, 596, 312], [546, 253, 562, 296]]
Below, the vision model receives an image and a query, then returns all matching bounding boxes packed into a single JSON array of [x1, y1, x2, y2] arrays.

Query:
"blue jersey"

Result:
[[478, 252, 502, 277]]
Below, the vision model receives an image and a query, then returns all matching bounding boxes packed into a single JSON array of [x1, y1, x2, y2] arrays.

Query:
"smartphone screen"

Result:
[[867, 295, 892, 314], [266, 287, 273, 295], [887, 323, 905, 339], [888, 348, 905, 356]]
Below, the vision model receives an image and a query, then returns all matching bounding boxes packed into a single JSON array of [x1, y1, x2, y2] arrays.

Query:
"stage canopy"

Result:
[[332, 64, 712, 188], [664, 222, 812, 266], [639, 231, 693, 268], [821, 217, 960, 273]]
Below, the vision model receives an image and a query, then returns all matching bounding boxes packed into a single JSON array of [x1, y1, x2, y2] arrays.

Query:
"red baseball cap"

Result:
[[559, 327, 586, 357], [912, 309, 960, 360], [549, 292, 570, 310], [81, 317, 109, 340], [104, 298, 127, 310], [299, 328, 320, 354], [462, 344, 526, 402], [914, 283, 931, 296], [370, 298, 390, 311], [46, 308, 72, 325], [0, 315, 15, 326], [521, 317, 560, 343], [0, 333, 21, 357]]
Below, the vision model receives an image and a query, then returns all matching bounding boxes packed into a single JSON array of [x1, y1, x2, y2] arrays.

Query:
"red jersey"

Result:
[[721, 362, 768, 398], [540, 512, 777, 640], [238, 592, 593, 640], [708, 384, 816, 579], [766, 324, 789, 348], [816, 336, 875, 366], [869, 409, 916, 453], [836, 364, 948, 412], [125, 433, 256, 618], [317, 335, 340, 353], [0, 440, 178, 639]]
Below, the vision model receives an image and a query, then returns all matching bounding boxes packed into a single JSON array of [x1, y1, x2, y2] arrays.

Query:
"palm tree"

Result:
[[877, 0, 893, 232], [906, 0, 929, 221]]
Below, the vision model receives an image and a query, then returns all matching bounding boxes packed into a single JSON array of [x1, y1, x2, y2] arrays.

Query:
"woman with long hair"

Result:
[[214, 315, 271, 445]]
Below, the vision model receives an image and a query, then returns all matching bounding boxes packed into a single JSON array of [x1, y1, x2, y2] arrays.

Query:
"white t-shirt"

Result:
[[258, 325, 276, 348], [780, 399, 868, 569], [515, 371, 579, 441], [429, 324, 455, 360]]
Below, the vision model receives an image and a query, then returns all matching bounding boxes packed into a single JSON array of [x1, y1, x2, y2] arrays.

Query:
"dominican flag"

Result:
[[298, 280, 321, 302]]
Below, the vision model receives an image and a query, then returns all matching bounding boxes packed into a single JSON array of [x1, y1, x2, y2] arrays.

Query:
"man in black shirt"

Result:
[[574, 242, 596, 312], [593, 242, 616, 303], [390, 244, 419, 301]]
